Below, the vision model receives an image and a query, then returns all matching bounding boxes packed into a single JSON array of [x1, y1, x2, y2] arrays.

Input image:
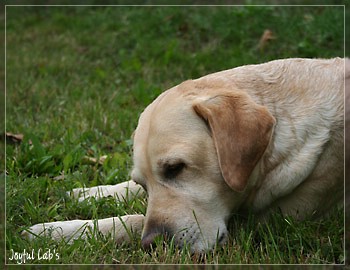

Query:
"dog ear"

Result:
[[193, 92, 275, 192]]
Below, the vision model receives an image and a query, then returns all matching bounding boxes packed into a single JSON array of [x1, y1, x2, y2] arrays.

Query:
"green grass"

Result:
[[5, 5, 345, 265]]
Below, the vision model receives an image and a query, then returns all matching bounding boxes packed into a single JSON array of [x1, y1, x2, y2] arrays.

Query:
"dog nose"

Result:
[[141, 232, 161, 250], [141, 227, 170, 250]]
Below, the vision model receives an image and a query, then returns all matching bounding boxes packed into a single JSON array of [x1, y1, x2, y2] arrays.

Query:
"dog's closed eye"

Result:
[[164, 162, 186, 179]]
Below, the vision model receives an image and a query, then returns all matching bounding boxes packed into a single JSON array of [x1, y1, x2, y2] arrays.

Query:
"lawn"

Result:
[[5, 4, 345, 265]]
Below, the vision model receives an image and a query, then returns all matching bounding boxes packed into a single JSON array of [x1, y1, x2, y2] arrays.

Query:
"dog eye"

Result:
[[164, 162, 186, 179]]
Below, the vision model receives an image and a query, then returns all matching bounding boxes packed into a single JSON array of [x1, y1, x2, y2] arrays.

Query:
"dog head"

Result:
[[131, 79, 275, 252]]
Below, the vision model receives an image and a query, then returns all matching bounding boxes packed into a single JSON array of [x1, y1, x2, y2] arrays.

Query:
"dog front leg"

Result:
[[69, 180, 145, 203], [22, 214, 144, 244]]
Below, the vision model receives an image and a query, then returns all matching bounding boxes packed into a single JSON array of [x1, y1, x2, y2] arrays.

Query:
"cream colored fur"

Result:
[[23, 58, 345, 252]]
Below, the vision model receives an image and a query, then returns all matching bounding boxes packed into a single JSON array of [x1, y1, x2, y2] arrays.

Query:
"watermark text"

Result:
[[8, 248, 60, 264]]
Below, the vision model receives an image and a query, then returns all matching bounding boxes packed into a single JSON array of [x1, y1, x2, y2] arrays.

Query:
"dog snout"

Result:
[[141, 232, 162, 250], [141, 225, 172, 250]]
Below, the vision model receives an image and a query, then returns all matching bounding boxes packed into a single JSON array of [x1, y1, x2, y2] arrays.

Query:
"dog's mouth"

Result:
[[175, 223, 201, 248], [217, 232, 228, 245], [142, 222, 228, 252], [174, 224, 228, 252]]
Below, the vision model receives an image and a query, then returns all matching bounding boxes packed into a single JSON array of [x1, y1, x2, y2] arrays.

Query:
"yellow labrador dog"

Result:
[[24, 58, 346, 252]]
